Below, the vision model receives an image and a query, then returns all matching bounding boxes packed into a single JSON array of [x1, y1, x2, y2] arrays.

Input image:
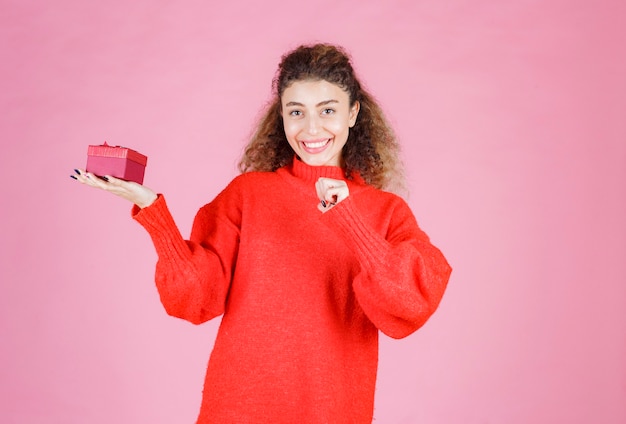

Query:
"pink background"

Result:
[[1, 0, 625, 422]]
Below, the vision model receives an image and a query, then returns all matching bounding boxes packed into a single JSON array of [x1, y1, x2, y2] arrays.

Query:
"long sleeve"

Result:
[[322, 194, 452, 339], [132, 181, 242, 325]]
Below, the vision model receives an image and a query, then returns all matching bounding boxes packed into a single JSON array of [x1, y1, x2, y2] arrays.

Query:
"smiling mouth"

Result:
[[302, 139, 330, 149]]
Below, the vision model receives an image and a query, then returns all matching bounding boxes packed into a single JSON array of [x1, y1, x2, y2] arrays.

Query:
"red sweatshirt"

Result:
[[132, 158, 451, 423]]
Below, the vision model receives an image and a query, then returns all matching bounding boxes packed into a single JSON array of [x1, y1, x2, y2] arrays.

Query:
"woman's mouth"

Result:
[[301, 138, 331, 153]]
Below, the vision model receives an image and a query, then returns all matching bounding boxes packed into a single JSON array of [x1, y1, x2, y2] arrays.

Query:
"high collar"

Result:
[[286, 157, 365, 185]]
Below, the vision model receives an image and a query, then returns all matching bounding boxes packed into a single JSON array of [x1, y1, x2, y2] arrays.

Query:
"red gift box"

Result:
[[86, 142, 148, 184]]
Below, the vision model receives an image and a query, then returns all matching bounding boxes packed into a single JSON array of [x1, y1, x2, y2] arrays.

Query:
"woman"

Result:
[[72, 43, 451, 423]]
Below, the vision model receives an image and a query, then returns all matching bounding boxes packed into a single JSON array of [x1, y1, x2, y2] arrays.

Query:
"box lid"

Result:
[[87, 142, 147, 166]]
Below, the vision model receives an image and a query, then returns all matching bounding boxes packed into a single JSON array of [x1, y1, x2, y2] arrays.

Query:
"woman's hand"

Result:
[[71, 169, 158, 208], [315, 177, 349, 213]]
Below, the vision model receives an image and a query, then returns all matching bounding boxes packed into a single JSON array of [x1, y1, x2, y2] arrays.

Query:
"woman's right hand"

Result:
[[71, 169, 158, 208]]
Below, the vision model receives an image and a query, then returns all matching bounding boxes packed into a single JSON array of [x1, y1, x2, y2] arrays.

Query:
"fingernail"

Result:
[[101, 176, 109, 182], [321, 200, 327, 208], [70, 175, 78, 180], [74, 169, 81, 175]]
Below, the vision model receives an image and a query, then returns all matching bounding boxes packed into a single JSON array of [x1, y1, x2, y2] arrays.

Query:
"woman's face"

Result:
[[281, 79, 360, 167]]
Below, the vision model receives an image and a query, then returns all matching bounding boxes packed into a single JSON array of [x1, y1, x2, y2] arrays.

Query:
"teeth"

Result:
[[303, 139, 329, 148]]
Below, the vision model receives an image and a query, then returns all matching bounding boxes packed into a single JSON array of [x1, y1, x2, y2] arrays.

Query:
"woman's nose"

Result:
[[306, 115, 320, 134]]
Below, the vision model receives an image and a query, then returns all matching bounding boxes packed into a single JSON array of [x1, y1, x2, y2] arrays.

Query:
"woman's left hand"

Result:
[[315, 177, 349, 212]]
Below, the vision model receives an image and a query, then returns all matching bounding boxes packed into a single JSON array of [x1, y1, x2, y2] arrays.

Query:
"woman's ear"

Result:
[[349, 101, 360, 128]]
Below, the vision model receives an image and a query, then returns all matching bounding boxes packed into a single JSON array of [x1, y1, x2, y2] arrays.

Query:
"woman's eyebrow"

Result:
[[285, 99, 339, 107]]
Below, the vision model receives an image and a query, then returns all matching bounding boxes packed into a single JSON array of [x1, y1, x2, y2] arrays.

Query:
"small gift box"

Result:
[[86, 142, 148, 184]]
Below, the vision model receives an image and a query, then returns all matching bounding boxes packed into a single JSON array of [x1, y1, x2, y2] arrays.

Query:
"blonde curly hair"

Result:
[[239, 43, 405, 193]]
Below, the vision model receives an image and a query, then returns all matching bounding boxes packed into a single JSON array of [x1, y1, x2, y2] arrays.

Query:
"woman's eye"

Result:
[[322, 108, 335, 115], [289, 110, 302, 116]]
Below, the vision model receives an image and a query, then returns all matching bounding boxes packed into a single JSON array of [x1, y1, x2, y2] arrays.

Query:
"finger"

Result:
[[73, 170, 117, 193], [82, 171, 110, 188], [316, 178, 341, 199], [70, 169, 92, 184], [101, 174, 126, 186], [318, 196, 339, 213], [323, 190, 340, 205], [315, 179, 326, 200], [315, 177, 334, 190], [325, 186, 349, 203]]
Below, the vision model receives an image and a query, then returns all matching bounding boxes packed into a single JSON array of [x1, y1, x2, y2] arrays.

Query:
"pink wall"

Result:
[[1, 0, 625, 422]]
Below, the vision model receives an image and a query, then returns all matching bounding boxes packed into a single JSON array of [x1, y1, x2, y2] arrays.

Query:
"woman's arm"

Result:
[[322, 194, 452, 339], [132, 182, 242, 325], [72, 168, 241, 324]]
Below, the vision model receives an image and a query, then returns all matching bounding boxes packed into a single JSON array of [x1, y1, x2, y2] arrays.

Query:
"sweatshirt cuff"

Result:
[[322, 197, 392, 272], [131, 194, 191, 261]]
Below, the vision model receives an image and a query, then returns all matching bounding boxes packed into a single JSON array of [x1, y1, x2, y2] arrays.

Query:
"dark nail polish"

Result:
[[70, 175, 78, 180], [101, 176, 109, 182], [74, 169, 81, 175], [321, 200, 327, 208]]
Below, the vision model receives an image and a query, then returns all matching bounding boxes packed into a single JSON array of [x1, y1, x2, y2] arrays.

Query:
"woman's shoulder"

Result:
[[230, 170, 282, 187], [198, 171, 279, 214], [212, 170, 282, 200], [357, 183, 408, 205]]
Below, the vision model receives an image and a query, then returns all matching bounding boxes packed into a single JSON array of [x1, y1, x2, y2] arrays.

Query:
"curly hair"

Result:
[[238, 43, 405, 193]]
